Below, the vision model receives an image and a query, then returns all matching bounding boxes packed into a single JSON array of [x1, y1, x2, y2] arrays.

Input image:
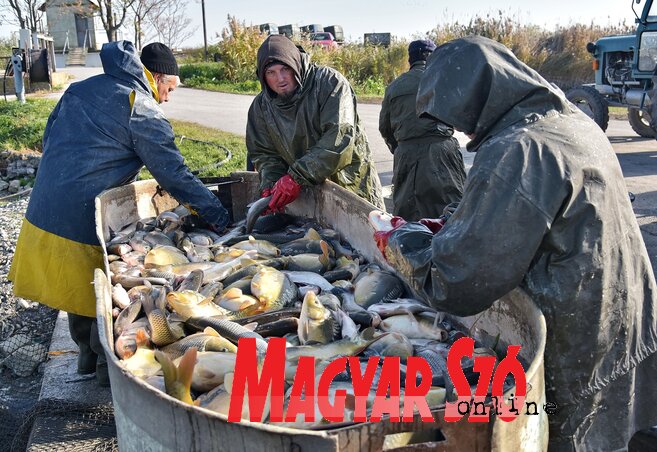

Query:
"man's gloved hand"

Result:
[[260, 187, 282, 215], [418, 217, 445, 234], [269, 174, 301, 211], [373, 216, 407, 258]]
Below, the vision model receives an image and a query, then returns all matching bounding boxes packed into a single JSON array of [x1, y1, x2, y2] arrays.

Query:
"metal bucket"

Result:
[[94, 172, 548, 451]]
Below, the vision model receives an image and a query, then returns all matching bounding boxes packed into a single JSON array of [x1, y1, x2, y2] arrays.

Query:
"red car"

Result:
[[310, 32, 338, 50]]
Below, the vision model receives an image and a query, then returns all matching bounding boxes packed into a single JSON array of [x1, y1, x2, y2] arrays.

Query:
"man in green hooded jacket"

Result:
[[375, 36, 657, 450], [379, 39, 466, 220], [246, 35, 384, 211]]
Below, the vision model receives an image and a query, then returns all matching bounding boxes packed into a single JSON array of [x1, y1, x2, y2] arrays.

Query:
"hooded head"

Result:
[[416, 36, 570, 150], [408, 39, 436, 65], [140, 42, 180, 103], [256, 35, 304, 98]]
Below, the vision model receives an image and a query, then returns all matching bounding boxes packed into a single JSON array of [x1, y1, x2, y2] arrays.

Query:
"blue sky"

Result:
[[0, 1, 641, 46]]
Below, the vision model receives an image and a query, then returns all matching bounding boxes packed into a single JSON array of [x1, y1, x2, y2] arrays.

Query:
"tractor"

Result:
[[566, 0, 657, 137]]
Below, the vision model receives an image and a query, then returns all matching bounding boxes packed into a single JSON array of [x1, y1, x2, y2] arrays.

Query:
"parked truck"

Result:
[[277, 24, 301, 40], [257, 23, 278, 35], [566, 0, 657, 137], [323, 25, 344, 43], [364, 32, 391, 47], [300, 24, 323, 36]]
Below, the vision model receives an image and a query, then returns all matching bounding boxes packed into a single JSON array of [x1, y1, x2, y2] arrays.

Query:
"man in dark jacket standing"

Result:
[[9, 41, 230, 386], [379, 39, 466, 220], [375, 36, 657, 450], [246, 35, 384, 211]]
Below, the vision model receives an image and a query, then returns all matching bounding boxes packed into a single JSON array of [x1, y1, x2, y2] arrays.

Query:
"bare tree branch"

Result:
[[1, 0, 44, 31], [147, 0, 193, 49], [97, 0, 136, 41], [130, 0, 167, 50]]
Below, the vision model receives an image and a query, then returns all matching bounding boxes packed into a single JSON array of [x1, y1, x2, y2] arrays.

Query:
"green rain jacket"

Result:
[[246, 37, 384, 208], [386, 36, 657, 451], [379, 60, 466, 219]]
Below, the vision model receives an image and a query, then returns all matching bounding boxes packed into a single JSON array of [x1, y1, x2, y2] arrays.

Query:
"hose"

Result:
[[174, 134, 233, 175], [0, 187, 32, 202]]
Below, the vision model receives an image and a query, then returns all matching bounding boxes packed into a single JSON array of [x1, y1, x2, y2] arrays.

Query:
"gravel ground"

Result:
[[0, 195, 59, 446]]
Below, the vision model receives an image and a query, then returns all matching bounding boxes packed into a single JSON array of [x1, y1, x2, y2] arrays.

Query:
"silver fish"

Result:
[[245, 195, 273, 233]]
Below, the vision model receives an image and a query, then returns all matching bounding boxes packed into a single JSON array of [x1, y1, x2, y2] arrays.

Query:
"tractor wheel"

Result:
[[565, 86, 609, 132], [627, 108, 656, 138]]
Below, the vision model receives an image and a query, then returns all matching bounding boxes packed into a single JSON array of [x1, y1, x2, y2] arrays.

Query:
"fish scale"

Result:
[[161, 333, 236, 359], [186, 317, 268, 354]]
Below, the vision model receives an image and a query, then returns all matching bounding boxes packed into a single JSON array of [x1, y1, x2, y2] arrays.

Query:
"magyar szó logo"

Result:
[[227, 337, 528, 423]]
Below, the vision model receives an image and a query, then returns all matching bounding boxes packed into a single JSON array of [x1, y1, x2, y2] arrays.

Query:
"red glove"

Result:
[[373, 216, 407, 258], [269, 174, 301, 211], [260, 188, 280, 215], [419, 217, 445, 234]]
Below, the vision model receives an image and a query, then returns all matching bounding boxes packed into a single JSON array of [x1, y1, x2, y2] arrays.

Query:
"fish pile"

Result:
[[106, 203, 503, 428]]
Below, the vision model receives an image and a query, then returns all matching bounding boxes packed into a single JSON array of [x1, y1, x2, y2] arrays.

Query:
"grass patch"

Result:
[[609, 106, 628, 120], [0, 99, 57, 152], [0, 99, 246, 180], [139, 119, 247, 179], [182, 79, 260, 95]]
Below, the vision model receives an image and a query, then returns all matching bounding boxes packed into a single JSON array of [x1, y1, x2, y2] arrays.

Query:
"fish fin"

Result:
[[360, 326, 376, 341], [240, 298, 257, 310], [305, 228, 321, 241], [239, 258, 258, 267], [203, 327, 220, 337], [177, 347, 198, 395], [319, 241, 330, 269], [243, 322, 258, 331], [223, 287, 244, 299], [248, 235, 256, 241], [155, 348, 196, 403], [135, 329, 150, 348]]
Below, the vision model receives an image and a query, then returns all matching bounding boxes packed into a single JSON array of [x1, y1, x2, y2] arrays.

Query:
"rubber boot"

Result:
[[67, 313, 98, 374], [90, 320, 110, 387]]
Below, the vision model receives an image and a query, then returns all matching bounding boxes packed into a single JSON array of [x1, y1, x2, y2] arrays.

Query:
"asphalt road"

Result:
[[160, 87, 475, 187], [53, 70, 657, 273]]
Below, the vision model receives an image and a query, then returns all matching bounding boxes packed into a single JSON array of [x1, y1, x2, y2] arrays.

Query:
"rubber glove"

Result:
[[373, 216, 407, 258], [418, 217, 445, 234], [269, 174, 301, 211], [260, 187, 281, 215]]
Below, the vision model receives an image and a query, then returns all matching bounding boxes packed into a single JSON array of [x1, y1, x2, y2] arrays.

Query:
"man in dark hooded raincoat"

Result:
[[9, 41, 230, 386], [379, 39, 466, 220], [246, 35, 384, 211], [376, 36, 657, 450]]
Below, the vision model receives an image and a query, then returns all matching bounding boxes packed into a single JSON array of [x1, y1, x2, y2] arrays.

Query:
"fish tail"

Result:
[[155, 347, 197, 405]]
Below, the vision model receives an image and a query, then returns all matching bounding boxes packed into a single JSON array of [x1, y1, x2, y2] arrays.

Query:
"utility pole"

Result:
[[201, 0, 208, 61]]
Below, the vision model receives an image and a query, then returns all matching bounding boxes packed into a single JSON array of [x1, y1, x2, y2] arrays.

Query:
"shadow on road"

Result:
[[378, 170, 393, 186], [617, 151, 657, 177]]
